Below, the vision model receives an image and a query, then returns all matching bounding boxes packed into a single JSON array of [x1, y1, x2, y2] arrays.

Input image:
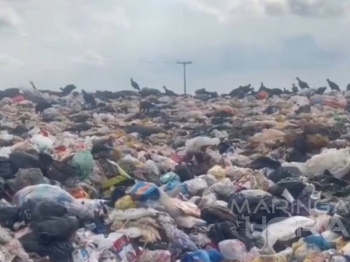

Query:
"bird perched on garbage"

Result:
[[163, 86, 178, 96], [130, 78, 140, 91], [296, 77, 310, 89], [139, 101, 155, 113], [315, 86, 327, 95], [327, 79, 340, 91], [65, 122, 92, 133], [81, 90, 96, 108], [60, 84, 76, 96], [292, 84, 299, 93], [35, 101, 53, 114], [29, 81, 37, 90], [259, 82, 267, 90]]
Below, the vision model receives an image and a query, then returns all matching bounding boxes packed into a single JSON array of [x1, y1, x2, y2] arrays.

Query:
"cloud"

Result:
[[267, 0, 350, 18], [71, 51, 110, 66], [90, 6, 130, 28], [0, 1, 21, 28], [0, 0, 349, 92], [0, 54, 24, 67], [176, 0, 350, 22]]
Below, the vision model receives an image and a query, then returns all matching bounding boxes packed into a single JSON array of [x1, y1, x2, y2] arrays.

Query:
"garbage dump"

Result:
[[1, 84, 350, 261]]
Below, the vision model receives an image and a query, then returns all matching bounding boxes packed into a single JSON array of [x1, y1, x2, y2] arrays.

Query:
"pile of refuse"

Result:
[[2, 86, 350, 262]]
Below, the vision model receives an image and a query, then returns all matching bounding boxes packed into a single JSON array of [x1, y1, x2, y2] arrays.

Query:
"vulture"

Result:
[[260, 82, 267, 90], [130, 78, 140, 91], [347, 83, 350, 91], [30, 81, 37, 90], [65, 122, 92, 133], [283, 88, 291, 94], [296, 77, 310, 89], [60, 84, 76, 96], [35, 101, 53, 114], [139, 101, 155, 113], [292, 84, 299, 93], [315, 87, 327, 95], [241, 84, 251, 89], [81, 90, 96, 107], [327, 79, 340, 91], [163, 86, 177, 96]]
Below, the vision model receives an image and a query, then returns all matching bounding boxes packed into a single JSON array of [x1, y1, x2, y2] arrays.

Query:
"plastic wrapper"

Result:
[[128, 182, 160, 201], [219, 239, 259, 261], [137, 250, 171, 262], [108, 208, 158, 222]]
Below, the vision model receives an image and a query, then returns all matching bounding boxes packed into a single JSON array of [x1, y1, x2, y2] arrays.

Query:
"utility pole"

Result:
[[177, 61, 192, 95]]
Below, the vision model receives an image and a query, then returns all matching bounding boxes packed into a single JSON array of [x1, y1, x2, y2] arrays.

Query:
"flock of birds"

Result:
[[130, 77, 350, 103], [32, 76, 350, 115]]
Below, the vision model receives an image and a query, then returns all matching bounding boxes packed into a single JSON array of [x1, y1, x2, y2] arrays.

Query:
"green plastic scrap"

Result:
[[70, 150, 94, 180]]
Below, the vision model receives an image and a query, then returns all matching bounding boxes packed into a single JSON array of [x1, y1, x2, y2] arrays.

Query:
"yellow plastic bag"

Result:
[[208, 165, 226, 180], [115, 195, 136, 210]]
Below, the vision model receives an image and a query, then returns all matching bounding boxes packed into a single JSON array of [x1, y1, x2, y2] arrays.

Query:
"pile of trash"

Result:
[[2, 84, 350, 261]]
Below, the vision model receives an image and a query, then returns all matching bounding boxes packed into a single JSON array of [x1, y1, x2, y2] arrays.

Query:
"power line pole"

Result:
[[177, 61, 192, 95]]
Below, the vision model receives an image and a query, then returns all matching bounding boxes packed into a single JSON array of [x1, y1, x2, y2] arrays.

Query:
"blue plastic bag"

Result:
[[128, 181, 160, 201]]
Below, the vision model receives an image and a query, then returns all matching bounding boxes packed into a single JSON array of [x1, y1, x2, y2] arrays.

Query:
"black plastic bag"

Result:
[[249, 156, 281, 170], [0, 206, 20, 229], [19, 232, 74, 262], [32, 216, 79, 241], [309, 170, 350, 198], [268, 166, 302, 183], [0, 157, 15, 179], [9, 151, 42, 173], [268, 177, 306, 199], [208, 221, 253, 250], [31, 200, 68, 221], [229, 191, 290, 224], [26, 200, 78, 241]]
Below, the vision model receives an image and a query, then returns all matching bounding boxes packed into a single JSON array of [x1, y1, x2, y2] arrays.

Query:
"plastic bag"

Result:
[[30, 134, 54, 152], [144, 159, 160, 176], [19, 232, 74, 262], [72, 246, 99, 262], [108, 208, 158, 222], [261, 216, 317, 254], [207, 165, 226, 180], [115, 195, 136, 210], [13, 184, 94, 220], [0, 157, 14, 179], [183, 178, 207, 195], [97, 159, 133, 191], [70, 150, 94, 180], [128, 182, 160, 201], [185, 136, 220, 152], [15, 168, 46, 191], [219, 239, 259, 261], [138, 250, 171, 262]]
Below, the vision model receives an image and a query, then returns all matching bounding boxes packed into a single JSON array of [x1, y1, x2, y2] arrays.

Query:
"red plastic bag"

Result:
[[12, 95, 25, 103]]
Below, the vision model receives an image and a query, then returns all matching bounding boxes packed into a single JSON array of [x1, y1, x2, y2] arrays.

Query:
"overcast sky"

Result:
[[0, 0, 349, 93]]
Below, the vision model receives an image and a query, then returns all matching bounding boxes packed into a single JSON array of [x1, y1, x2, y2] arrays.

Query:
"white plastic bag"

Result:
[[183, 178, 208, 195], [219, 239, 259, 261], [30, 134, 54, 152], [261, 216, 317, 254], [185, 136, 220, 152]]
